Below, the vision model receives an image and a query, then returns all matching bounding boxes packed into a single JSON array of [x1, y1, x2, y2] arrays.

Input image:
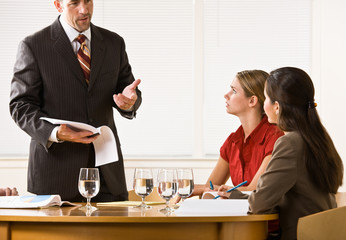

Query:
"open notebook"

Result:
[[0, 195, 77, 208]]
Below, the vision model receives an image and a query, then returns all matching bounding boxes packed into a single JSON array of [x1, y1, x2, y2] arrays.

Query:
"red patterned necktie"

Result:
[[76, 34, 91, 84]]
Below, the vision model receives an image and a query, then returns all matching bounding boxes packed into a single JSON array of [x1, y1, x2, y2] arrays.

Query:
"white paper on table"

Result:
[[0, 195, 77, 209], [202, 191, 252, 199], [40, 117, 118, 166], [175, 199, 249, 216]]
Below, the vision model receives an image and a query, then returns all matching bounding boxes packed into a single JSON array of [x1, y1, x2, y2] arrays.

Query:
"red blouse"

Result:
[[220, 116, 283, 186]]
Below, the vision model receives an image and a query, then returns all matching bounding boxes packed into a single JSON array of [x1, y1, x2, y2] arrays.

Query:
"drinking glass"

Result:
[[133, 168, 154, 208], [157, 168, 178, 213], [78, 168, 100, 211], [177, 168, 194, 202]]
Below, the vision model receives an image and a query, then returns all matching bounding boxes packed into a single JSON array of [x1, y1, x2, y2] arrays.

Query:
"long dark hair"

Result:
[[266, 67, 343, 194]]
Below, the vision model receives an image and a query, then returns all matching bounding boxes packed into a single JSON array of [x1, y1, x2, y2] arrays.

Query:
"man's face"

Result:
[[54, 0, 93, 32]]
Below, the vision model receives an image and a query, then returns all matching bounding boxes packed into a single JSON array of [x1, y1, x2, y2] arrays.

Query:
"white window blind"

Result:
[[203, 0, 312, 155], [100, 0, 194, 156], [0, 0, 311, 158], [0, 0, 194, 157], [0, 1, 57, 156]]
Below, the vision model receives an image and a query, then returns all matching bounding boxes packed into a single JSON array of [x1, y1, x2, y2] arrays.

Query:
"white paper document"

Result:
[[41, 117, 118, 166], [175, 199, 249, 216], [0, 195, 76, 209], [202, 191, 252, 199]]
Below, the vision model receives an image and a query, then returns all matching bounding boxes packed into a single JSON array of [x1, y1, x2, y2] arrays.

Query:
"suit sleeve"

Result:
[[9, 40, 54, 151], [114, 37, 142, 119], [248, 135, 298, 214]]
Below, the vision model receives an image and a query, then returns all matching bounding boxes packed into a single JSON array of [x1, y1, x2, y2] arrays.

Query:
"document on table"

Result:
[[0, 195, 77, 209], [202, 191, 252, 199], [175, 199, 250, 216], [41, 117, 118, 166]]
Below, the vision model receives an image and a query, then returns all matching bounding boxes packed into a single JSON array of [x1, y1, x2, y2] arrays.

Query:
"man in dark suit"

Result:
[[9, 0, 141, 202]]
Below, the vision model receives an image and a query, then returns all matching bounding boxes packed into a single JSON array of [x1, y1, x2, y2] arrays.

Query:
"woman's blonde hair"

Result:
[[236, 70, 269, 113]]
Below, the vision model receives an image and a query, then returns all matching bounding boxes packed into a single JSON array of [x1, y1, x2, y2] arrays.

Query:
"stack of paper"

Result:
[[0, 195, 76, 208], [175, 199, 249, 216]]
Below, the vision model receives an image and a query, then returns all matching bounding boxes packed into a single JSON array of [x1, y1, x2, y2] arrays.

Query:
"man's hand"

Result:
[[113, 79, 141, 110], [0, 187, 18, 196], [57, 124, 99, 144]]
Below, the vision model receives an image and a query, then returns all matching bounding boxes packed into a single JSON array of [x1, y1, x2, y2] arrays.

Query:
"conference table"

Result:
[[0, 203, 278, 240]]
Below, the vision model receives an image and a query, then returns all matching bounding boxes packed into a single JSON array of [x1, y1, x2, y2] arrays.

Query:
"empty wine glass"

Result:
[[133, 168, 154, 208], [157, 168, 177, 213], [78, 168, 100, 211], [177, 168, 194, 202]]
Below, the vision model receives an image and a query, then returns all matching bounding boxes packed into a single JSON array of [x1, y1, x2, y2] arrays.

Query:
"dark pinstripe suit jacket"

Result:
[[9, 17, 141, 201]]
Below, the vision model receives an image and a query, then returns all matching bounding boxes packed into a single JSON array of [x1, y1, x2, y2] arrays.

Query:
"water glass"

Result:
[[133, 168, 154, 208]]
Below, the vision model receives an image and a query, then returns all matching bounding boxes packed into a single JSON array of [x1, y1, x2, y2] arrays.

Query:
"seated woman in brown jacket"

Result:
[[218, 67, 343, 240]]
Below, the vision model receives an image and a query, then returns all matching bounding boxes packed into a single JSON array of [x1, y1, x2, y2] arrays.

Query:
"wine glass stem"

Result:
[[166, 200, 169, 209], [142, 197, 145, 205], [86, 197, 91, 208]]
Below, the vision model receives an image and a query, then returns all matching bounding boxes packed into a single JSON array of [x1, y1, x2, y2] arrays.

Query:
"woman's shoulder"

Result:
[[261, 116, 283, 137], [281, 131, 303, 141], [275, 131, 304, 150]]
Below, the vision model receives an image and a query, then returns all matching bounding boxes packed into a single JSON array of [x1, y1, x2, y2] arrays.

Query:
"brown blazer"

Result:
[[9, 17, 141, 201], [230, 132, 336, 240]]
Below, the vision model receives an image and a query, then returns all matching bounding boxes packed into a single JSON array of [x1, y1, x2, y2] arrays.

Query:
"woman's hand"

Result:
[[174, 184, 211, 203], [217, 185, 232, 199]]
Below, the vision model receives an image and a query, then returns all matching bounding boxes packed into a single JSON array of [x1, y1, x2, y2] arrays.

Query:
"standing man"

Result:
[[9, 0, 141, 202]]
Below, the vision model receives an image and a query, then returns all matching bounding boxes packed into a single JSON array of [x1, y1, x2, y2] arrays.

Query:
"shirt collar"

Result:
[[249, 115, 271, 143], [232, 115, 270, 144], [59, 15, 91, 43]]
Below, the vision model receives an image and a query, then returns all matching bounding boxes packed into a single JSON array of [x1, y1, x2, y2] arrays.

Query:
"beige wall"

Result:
[[312, 0, 346, 191]]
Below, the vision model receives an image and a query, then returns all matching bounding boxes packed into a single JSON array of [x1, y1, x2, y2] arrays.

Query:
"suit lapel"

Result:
[[89, 24, 105, 91], [51, 18, 87, 88]]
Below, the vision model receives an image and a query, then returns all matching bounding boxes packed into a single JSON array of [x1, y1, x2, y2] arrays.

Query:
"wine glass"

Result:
[[78, 168, 100, 211], [157, 168, 178, 213], [177, 168, 194, 202], [133, 168, 154, 208]]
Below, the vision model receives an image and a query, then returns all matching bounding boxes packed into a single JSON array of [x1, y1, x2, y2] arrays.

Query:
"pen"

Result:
[[209, 180, 214, 190], [213, 180, 248, 199]]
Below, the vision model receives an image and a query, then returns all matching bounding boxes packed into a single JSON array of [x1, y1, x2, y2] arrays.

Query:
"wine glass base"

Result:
[[133, 202, 152, 209], [159, 206, 174, 214], [79, 205, 97, 216], [79, 205, 97, 210]]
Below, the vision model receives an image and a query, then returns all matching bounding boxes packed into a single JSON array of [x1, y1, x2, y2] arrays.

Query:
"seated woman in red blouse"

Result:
[[0, 187, 18, 196], [187, 70, 283, 198]]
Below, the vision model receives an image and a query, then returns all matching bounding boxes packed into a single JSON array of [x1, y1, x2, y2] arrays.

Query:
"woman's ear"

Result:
[[249, 95, 259, 108], [274, 101, 280, 115]]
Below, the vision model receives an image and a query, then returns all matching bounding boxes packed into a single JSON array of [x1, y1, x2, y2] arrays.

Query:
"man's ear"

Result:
[[54, 0, 63, 13], [249, 95, 259, 108]]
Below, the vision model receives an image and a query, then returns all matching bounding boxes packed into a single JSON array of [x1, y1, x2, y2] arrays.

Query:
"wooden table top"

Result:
[[0, 204, 278, 223]]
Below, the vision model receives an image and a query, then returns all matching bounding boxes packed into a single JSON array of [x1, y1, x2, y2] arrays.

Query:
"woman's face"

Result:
[[224, 77, 250, 116], [263, 86, 279, 124]]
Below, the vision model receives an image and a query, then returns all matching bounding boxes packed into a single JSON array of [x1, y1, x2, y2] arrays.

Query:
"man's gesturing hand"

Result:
[[113, 79, 141, 110]]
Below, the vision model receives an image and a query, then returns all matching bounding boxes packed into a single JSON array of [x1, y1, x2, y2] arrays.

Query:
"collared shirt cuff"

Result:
[[124, 105, 134, 112], [49, 126, 63, 143]]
